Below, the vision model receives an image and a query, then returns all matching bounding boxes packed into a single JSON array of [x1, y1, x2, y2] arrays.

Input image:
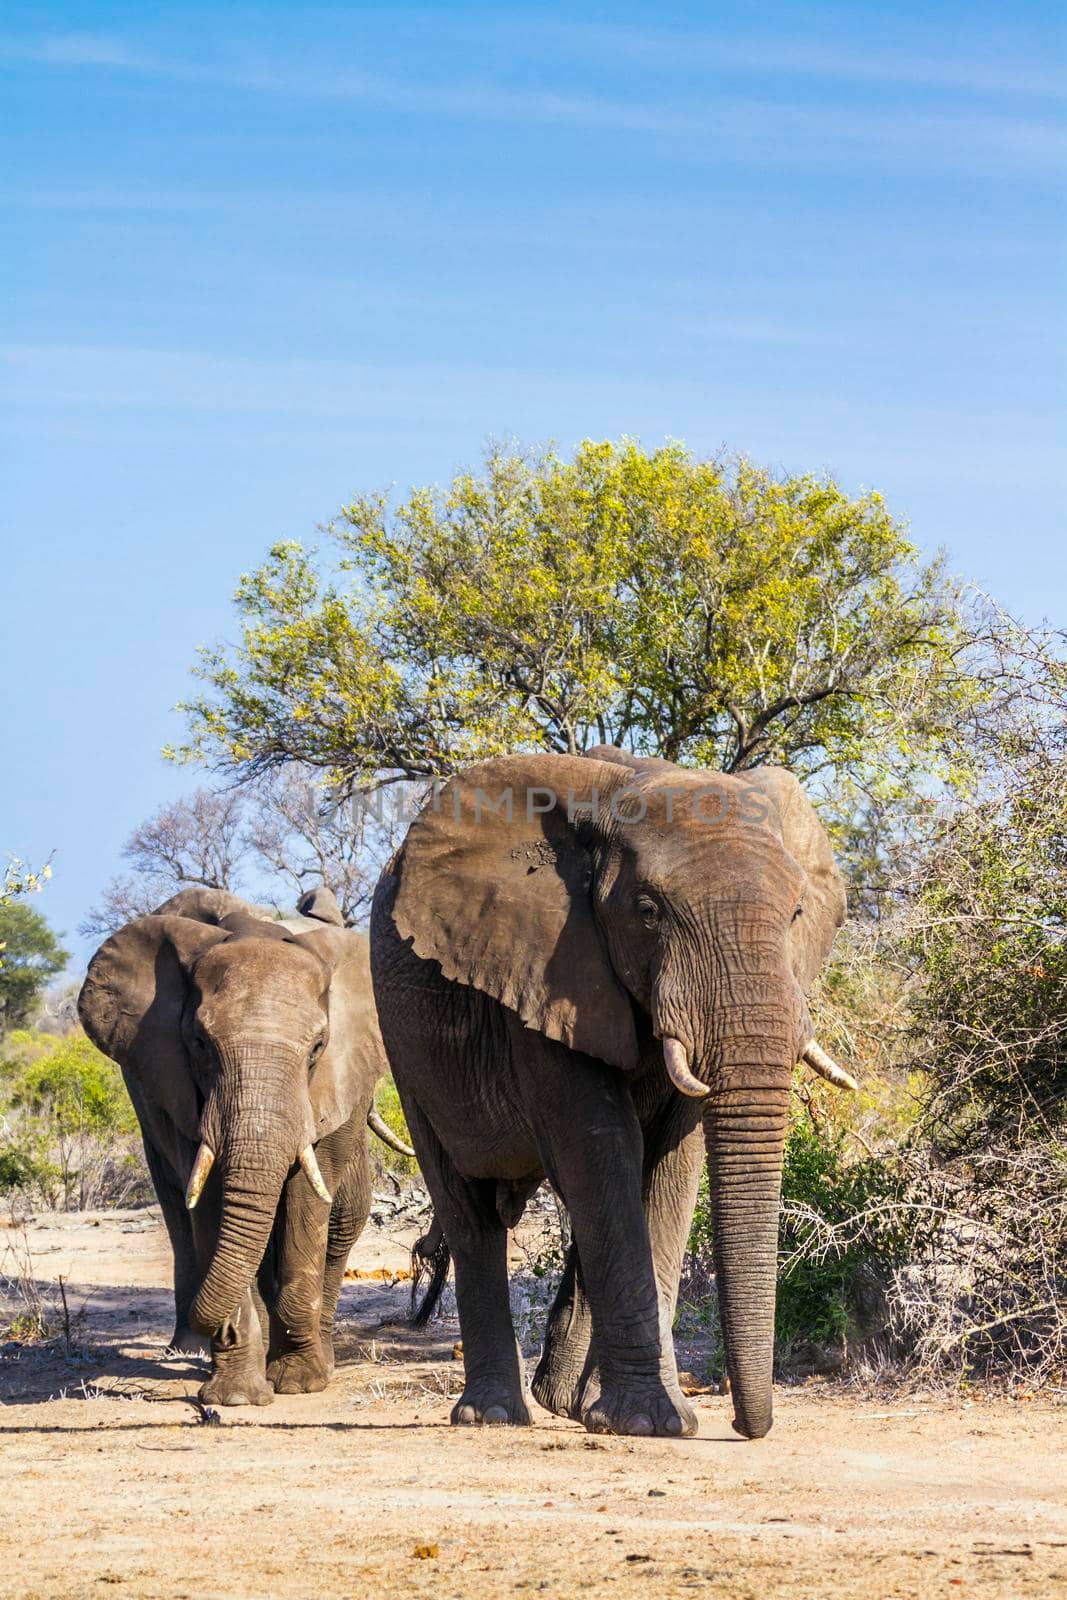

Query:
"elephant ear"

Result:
[[289, 926, 384, 1139], [392, 754, 639, 1071], [745, 767, 847, 988], [78, 915, 232, 1141], [296, 886, 345, 926]]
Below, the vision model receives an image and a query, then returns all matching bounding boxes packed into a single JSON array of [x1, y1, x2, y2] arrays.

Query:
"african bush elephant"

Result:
[[370, 748, 850, 1440], [79, 886, 413, 1406]]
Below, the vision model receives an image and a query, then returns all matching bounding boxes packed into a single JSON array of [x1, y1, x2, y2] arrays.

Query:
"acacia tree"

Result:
[[173, 441, 978, 810]]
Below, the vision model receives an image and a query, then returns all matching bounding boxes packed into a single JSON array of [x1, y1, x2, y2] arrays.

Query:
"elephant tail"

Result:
[[410, 1216, 450, 1328]]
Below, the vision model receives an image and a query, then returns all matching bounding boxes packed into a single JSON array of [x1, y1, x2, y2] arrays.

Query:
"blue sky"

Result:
[[3, 0, 1065, 968]]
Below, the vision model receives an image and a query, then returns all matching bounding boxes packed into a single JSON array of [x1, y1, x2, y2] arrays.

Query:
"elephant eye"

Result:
[[636, 894, 660, 929], [308, 1034, 327, 1066], [793, 903, 804, 921]]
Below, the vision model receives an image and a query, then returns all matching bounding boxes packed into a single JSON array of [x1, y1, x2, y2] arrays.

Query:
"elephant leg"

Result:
[[318, 1131, 372, 1375], [254, 1226, 278, 1348], [641, 1095, 704, 1413], [533, 1097, 703, 1427], [531, 1242, 597, 1422], [523, 1033, 695, 1439], [404, 1098, 529, 1426], [266, 1120, 360, 1395], [142, 1136, 208, 1357]]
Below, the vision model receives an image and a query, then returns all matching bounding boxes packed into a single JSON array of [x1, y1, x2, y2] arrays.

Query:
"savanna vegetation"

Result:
[[0, 901, 68, 1031], [11, 439, 1063, 1389], [0, 889, 147, 1212]]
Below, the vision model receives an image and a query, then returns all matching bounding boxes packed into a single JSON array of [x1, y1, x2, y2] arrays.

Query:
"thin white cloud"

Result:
[[517, 19, 1067, 101], [3, 33, 153, 70], [3, 342, 1059, 507], [6, 21, 1064, 103], [0, 186, 232, 211], [2, 32, 1063, 173]]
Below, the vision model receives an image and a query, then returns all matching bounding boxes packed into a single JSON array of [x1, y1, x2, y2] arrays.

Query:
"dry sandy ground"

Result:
[[1, 1207, 1064, 1600]]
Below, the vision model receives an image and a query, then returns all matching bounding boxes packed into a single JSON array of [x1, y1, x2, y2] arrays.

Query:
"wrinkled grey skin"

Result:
[[371, 749, 845, 1440], [79, 886, 388, 1406]]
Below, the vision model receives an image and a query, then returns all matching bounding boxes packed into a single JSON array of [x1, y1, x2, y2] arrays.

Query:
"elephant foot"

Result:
[[583, 1379, 697, 1439], [267, 1345, 331, 1395], [167, 1325, 210, 1358], [199, 1367, 274, 1408], [451, 1384, 531, 1427], [531, 1359, 595, 1423]]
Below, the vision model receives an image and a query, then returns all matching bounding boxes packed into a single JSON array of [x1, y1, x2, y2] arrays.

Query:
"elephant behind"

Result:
[[371, 749, 850, 1440], [79, 885, 413, 1406]]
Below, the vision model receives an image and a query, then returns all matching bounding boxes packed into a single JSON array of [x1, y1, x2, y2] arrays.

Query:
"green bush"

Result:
[[775, 1122, 916, 1358], [0, 1138, 58, 1195], [0, 1028, 57, 1082], [11, 1036, 137, 1137], [372, 1075, 418, 1177], [0, 1031, 147, 1209]]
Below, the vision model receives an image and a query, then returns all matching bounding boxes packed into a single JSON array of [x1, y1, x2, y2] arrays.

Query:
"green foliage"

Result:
[[0, 1031, 144, 1209], [174, 441, 974, 809], [774, 1121, 916, 1356], [11, 1036, 137, 1138], [372, 1075, 417, 1176], [0, 1140, 56, 1194], [0, 1028, 57, 1079], [0, 903, 68, 1030]]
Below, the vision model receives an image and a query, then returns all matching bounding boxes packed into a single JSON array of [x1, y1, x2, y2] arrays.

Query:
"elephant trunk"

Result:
[[671, 966, 795, 1441], [190, 1042, 309, 1337], [702, 1074, 791, 1439]]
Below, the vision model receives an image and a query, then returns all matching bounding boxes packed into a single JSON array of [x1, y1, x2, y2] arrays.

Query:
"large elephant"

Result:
[[79, 885, 413, 1406], [370, 748, 850, 1440]]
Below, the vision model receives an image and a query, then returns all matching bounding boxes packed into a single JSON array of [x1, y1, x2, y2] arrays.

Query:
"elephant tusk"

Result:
[[662, 1037, 710, 1099], [800, 1041, 858, 1093], [299, 1144, 333, 1204], [185, 1142, 215, 1210], [367, 1107, 415, 1159]]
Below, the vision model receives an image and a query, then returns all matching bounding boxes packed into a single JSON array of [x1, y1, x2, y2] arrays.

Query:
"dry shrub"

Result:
[[762, 655, 1067, 1388], [884, 1143, 1066, 1385], [680, 628, 1067, 1389]]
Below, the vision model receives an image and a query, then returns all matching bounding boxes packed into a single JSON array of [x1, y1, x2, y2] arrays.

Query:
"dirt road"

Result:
[[1, 1208, 1064, 1599]]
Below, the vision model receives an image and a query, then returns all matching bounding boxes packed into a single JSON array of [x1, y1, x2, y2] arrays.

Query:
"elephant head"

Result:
[[390, 751, 847, 1438], [78, 888, 378, 1339]]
